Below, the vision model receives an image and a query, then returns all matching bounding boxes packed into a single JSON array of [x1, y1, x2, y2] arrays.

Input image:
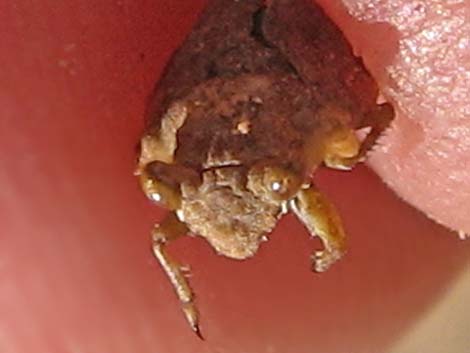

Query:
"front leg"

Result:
[[324, 103, 394, 170], [353, 103, 394, 163], [152, 212, 203, 339], [290, 185, 347, 272], [137, 99, 193, 210]]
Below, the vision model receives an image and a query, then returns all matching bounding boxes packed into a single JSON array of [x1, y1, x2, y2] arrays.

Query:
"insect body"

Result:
[[137, 0, 394, 337]]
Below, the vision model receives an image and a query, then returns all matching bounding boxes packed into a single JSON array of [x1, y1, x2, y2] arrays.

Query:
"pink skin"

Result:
[[1, 1, 469, 353]]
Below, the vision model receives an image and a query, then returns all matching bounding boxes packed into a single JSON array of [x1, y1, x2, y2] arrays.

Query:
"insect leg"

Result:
[[353, 102, 394, 162], [152, 212, 203, 339], [136, 101, 190, 210], [322, 125, 361, 170], [324, 103, 394, 170], [290, 185, 347, 272]]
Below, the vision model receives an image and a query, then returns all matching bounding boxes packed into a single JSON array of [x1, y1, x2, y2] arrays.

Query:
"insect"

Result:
[[136, 0, 394, 338]]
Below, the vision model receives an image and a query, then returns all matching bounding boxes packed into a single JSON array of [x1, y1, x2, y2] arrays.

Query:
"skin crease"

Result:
[[0, 1, 469, 353]]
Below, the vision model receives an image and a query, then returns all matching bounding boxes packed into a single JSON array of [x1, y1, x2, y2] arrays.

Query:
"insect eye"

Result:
[[271, 181, 283, 192], [268, 175, 298, 199], [139, 165, 181, 210], [149, 191, 162, 203], [247, 165, 302, 202]]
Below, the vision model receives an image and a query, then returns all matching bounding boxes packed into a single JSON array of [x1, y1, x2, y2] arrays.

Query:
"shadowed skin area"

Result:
[[1, 1, 469, 353]]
